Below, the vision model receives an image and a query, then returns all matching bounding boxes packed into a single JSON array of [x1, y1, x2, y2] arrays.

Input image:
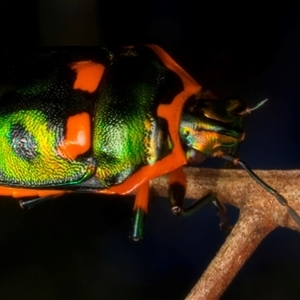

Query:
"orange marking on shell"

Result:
[[71, 61, 105, 93], [58, 112, 91, 160], [0, 186, 68, 198], [148, 44, 201, 170]]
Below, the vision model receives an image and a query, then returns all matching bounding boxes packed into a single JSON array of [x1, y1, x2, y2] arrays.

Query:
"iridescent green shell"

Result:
[[0, 46, 183, 189]]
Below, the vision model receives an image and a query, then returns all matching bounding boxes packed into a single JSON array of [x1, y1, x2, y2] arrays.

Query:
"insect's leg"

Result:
[[180, 194, 218, 216], [132, 182, 149, 241], [169, 167, 187, 215], [169, 168, 231, 231], [178, 192, 232, 232], [223, 143, 240, 169], [222, 154, 300, 227], [211, 198, 232, 234], [169, 168, 217, 216], [19, 194, 62, 209]]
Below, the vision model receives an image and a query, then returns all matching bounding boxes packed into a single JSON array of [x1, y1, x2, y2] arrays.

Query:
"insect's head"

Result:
[[179, 97, 267, 163]]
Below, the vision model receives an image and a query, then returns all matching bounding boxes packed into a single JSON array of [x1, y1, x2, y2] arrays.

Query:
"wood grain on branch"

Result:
[[150, 168, 300, 300]]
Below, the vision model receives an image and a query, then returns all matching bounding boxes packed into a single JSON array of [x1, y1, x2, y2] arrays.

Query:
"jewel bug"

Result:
[[0, 44, 299, 240]]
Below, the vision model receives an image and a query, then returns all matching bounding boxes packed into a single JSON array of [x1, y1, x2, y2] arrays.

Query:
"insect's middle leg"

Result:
[[131, 181, 150, 241]]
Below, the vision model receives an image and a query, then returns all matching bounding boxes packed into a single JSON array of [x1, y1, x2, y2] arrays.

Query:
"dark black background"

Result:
[[1, 1, 300, 299]]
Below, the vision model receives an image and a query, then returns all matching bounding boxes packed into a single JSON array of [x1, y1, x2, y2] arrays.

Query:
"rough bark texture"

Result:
[[150, 168, 300, 300]]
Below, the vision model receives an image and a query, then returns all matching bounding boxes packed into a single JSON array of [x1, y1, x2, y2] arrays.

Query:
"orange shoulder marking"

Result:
[[97, 45, 203, 195], [58, 112, 91, 160], [146, 44, 202, 146], [71, 61, 105, 93]]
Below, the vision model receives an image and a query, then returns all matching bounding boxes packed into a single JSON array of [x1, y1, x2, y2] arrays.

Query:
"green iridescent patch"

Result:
[[0, 109, 95, 186]]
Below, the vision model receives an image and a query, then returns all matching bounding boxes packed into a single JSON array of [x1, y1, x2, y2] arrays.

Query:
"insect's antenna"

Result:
[[239, 98, 268, 115], [222, 154, 300, 227]]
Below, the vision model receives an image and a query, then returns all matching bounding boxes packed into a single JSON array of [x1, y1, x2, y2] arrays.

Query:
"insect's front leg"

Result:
[[169, 167, 217, 216], [168, 168, 229, 230]]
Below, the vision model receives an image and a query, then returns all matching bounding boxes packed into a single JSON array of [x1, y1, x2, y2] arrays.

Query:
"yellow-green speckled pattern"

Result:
[[0, 109, 95, 186], [0, 46, 182, 189]]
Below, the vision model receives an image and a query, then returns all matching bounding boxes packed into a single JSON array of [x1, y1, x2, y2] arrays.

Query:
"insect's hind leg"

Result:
[[19, 193, 64, 209]]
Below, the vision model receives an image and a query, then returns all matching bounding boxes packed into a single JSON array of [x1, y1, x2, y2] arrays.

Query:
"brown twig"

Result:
[[150, 168, 300, 300]]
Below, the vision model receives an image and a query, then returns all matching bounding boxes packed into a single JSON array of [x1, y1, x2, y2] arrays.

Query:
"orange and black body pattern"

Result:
[[0, 45, 247, 239]]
